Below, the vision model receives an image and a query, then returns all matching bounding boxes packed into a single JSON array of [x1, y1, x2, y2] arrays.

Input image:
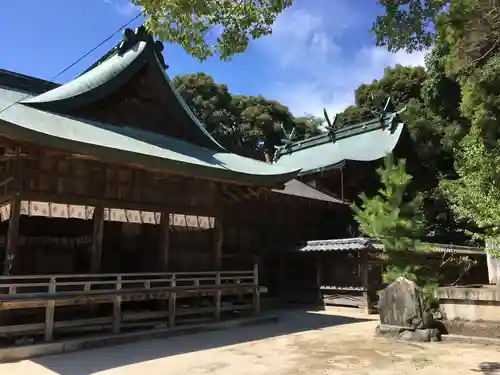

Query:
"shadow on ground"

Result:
[[33, 308, 372, 375], [476, 362, 500, 374]]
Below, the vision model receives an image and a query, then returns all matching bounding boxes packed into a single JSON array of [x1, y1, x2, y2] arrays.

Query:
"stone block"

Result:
[[378, 277, 425, 329]]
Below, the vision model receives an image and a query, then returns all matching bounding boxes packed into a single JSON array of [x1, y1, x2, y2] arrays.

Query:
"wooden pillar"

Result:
[[113, 276, 122, 334], [158, 212, 170, 271], [214, 271, 222, 321], [91, 204, 104, 273], [213, 216, 223, 270], [4, 196, 21, 276], [360, 250, 373, 315], [168, 274, 176, 328], [44, 277, 56, 341], [316, 258, 323, 305], [253, 262, 261, 314]]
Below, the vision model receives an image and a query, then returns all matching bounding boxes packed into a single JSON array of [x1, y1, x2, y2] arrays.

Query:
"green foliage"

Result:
[[435, 1, 500, 257], [339, 65, 426, 125], [172, 72, 323, 156], [373, 0, 500, 258], [352, 154, 429, 284], [372, 0, 449, 53], [132, 0, 292, 61], [336, 64, 471, 245]]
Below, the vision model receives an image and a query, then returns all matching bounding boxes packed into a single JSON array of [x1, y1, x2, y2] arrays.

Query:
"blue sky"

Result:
[[1, 0, 425, 117]]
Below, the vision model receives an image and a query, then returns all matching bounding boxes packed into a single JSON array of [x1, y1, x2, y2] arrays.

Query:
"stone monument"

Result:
[[376, 277, 441, 342]]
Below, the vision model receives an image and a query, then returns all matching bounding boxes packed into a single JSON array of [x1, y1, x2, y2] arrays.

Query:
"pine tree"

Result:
[[352, 154, 429, 285]]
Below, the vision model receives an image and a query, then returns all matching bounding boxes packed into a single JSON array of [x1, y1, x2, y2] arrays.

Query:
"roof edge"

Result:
[[274, 110, 403, 161]]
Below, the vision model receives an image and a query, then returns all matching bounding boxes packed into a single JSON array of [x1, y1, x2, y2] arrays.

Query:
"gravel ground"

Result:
[[1, 308, 499, 375]]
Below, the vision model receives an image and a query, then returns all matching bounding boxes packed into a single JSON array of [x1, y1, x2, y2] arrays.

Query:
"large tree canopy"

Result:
[[172, 72, 323, 157], [131, 0, 292, 61], [372, 0, 450, 53], [373, 0, 500, 249]]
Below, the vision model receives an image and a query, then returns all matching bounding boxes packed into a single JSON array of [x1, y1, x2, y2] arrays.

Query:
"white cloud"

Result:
[[256, 3, 427, 118], [103, 0, 140, 17], [116, 2, 140, 16]]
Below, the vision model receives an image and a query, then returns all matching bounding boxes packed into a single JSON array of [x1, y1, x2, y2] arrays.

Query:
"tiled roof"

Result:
[[297, 237, 485, 255]]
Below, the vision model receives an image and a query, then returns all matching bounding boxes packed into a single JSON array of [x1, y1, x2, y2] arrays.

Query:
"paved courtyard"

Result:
[[1, 308, 499, 375]]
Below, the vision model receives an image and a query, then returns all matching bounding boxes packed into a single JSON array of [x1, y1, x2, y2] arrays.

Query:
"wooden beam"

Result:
[[3, 196, 20, 275], [221, 185, 240, 201], [247, 188, 260, 199], [158, 212, 170, 271], [91, 204, 104, 273]]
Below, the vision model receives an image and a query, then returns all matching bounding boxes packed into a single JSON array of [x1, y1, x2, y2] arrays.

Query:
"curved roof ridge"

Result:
[[21, 41, 148, 110], [20, 26, 226, 152]]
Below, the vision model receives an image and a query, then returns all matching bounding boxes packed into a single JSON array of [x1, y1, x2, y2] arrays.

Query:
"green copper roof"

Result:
[[22, 26, 225, 153], [273, 111, 404, 175], [0, 26, 405, 187], [0, 26, 304, 187], [0, 87, 300, 186]]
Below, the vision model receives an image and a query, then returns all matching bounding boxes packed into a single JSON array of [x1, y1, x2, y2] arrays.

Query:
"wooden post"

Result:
[[91, 204, 104, 273], [213, 216, 223, 270], [4, 196, 21, 276], [45, 277, 56, 341], [168, 274, 176, 328], [316, 258, 323, 305], [253, 262, 260, 314], [113, 276, 122, 334], [158, 212, 170, 271], [214, 272, 222, 321], [278, 254, 286, 297], [360, 250, 373, 315]]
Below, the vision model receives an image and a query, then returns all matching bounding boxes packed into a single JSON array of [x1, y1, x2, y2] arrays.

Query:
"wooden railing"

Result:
[[0, 266, 260, 342]]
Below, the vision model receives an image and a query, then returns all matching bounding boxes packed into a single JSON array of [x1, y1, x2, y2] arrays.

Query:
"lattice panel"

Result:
[[224, 226, 239, 247], [238, 227, 253, 250], [223, 226, 259, 252], [171, 228, 211, 250]]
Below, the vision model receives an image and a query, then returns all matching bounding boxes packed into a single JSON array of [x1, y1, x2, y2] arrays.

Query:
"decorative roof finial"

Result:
[[369, 95, 395, 128], [117, 25, 168, 69], [323, 108, 339, 142], [280, 123, 296, 148], [118, 26, 148, 53]]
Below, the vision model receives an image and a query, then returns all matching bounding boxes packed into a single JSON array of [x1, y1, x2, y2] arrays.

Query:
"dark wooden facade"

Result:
[[296, 239, 488, 312], [0, 132, 347, 343]]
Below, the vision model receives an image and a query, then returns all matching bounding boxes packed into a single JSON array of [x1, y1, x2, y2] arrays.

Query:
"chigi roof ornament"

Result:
[[323, 108, 339, 143], [272, 124, 296, 162], [118, 26, 168, 69], [370, 96, 395, 127]]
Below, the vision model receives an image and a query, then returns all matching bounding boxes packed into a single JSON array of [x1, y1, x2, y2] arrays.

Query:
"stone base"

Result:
[[376, 324, 442, 342], [444, 319, 500, 339]]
